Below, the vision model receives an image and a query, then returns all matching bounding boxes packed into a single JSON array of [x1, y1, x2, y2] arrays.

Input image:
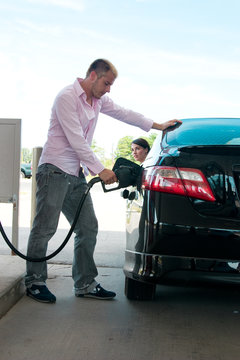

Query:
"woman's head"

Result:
[[131, 138, 150, 163]]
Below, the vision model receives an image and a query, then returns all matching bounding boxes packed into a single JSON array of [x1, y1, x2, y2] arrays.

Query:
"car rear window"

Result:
[[165, 118, 240, 146]]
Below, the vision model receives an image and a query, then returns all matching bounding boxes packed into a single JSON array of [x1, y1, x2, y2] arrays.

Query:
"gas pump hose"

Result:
[[0, 176, 101, 262]]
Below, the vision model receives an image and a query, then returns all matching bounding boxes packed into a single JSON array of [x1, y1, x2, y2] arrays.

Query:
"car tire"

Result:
[[125, 277, 156, 300], [20, 171, 26, 178]]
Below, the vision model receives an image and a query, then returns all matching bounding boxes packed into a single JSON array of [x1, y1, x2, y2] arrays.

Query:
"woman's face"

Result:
[[131, 143, 148, 163]]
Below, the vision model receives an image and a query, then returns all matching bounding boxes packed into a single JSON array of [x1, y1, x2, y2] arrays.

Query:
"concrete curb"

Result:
[[0, 255, 26, 318]]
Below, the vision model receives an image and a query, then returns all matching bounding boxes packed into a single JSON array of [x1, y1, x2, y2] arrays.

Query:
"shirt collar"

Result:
[[74, 78, 85, 97], [74, 77, 99, 108]]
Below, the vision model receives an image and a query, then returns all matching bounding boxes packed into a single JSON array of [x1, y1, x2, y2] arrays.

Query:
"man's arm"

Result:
[[152, 119, 182, 131], [101, 96, 181, 132], [98, 119, 182, 185], [55, 93, 105, 175]]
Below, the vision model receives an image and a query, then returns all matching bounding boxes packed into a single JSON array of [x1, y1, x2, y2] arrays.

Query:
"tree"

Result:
[[114, 133, 158, 162], [21, 148, 32, 163], [114, 136, 134, 161], [147, 133, 158, 147], [91, 140, 105, 162], [91, 140, 114, 169]]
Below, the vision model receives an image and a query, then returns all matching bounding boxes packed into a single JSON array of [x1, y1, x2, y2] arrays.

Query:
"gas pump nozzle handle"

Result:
[[87, 157, 143, 193], [101, 179, 121, 193], [87, 174, 119, 192], [101, 165, 143, 192]]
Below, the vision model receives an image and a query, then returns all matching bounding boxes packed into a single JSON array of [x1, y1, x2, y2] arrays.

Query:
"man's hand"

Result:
[[152, 119, 182, 131], [99, 169, 118, 184]]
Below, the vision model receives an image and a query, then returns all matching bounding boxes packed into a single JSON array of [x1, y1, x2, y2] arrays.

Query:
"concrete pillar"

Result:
[[30, 147, 42, 228]]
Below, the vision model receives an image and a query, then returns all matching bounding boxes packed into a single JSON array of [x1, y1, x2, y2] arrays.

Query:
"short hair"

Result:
[[86, 59, 118, 79]]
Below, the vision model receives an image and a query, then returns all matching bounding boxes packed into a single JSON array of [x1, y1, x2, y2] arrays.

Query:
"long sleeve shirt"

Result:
[[39, 78, 153, 176]]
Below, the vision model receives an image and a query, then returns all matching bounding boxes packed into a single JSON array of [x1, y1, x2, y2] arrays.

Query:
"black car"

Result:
[[124, 118, 240, 300]]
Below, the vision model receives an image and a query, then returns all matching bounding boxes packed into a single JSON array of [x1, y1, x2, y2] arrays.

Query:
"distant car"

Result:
[[124, 118, 240, 300], [21, 163, 32, 178]]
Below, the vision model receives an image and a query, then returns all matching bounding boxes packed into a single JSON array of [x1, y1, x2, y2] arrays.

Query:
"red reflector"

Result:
[[142, 166, 216, 202]]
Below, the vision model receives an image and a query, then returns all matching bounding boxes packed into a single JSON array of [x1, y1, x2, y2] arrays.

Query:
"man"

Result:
[[25, 59, 181, 303]]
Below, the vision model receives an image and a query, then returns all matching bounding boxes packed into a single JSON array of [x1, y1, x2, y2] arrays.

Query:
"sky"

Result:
[[1, 0, 240, 156]]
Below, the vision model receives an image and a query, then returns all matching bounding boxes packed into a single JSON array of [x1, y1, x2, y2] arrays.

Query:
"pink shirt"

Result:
[[39, 78, 153, 176]]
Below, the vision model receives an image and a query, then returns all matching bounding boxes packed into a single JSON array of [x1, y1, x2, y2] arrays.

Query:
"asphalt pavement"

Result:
[[1, 180, 240, 360]]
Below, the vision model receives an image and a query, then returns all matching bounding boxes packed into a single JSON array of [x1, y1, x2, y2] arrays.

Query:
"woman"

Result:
[[131, 138, 150, 164]]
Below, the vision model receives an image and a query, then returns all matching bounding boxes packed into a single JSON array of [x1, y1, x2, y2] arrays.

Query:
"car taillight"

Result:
[[142, 166, 216, 202]]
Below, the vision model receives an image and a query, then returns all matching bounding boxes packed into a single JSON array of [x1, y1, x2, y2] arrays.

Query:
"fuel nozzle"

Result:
[[88, 158, 143, 193], [101, 157, 143, 193]]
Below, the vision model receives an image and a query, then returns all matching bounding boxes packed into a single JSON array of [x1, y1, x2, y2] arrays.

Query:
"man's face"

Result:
[[91, 70, 115, 99]]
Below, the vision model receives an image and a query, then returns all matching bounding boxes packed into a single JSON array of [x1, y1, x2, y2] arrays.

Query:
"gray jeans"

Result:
[[25, 163, 98, 294]]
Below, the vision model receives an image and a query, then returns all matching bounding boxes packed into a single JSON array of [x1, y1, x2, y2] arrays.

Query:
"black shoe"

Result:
[[26, 284, 56, 303], [76, 284, 116, 300]]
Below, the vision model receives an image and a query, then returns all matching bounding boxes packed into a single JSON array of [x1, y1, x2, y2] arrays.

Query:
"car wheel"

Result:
[[20, 171, 26, 178], [125, 277, 156, 300]]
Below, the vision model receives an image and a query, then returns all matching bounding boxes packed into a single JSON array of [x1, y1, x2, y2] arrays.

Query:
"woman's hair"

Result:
[[131, 138, 150, 153], [86, 59, 118, 79]]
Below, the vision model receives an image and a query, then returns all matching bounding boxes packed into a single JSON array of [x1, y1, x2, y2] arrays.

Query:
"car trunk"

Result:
[[140, 145, 240, 260], [173, 145, 240, 221]]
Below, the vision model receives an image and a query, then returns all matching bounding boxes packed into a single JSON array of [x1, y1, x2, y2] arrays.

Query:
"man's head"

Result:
[[86, 59, 118, 79], [85, 59, 118, 99]]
